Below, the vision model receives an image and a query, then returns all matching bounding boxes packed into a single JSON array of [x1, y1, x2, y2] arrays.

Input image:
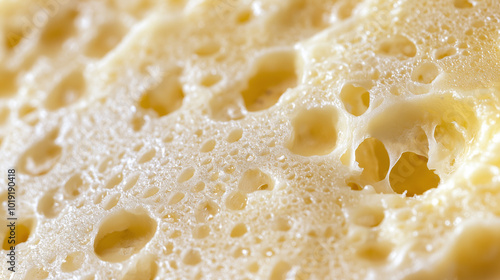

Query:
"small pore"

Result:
[[225, 191, 247, 211], [238, 169, 274, 193], [454, 0, 473, 8], [378, 35, 417, 58], [230, 223, 248, 238], [200, 139, 216, 152], [137, 149, 156, 164], [411, 62, 439, 84], [93, 210, 157, 262], [434, 47, 457, 60], [45, 69, 86, 110], [139, 69, 184, 117], [105, 173, 123, 189], [85, 22, 126, 58], [355, 138, 390, 183], [195, 41, 220, 56], [103, 194, 121, 210], [389, 152, 440, 197], [200, 73, 222, 87], [182, 249, 202, 266], [288, 107, 338, 156], [64, 174, 85, 198], [241, 51, 297, 112], [61, 251, 85, 272], [178, 167, 195, 183], [227, 128, 243, 143], [18, 129, 62, 176], [236, 8, 253, 24], [37, 189, 62, 218], [194, 200, 219, 223], [269, 261, 291, 280], [340, 84, 370, 116]]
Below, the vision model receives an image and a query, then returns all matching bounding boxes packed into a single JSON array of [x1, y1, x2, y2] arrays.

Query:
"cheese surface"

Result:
[[1, 0, 500, 279]]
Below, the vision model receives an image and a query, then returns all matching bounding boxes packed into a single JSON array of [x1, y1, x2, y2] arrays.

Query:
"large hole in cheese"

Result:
[[139, 68, 185, 117], [17, 129, 62, 176], [389, 152, 440, 197], [355, 137, 390, 183]]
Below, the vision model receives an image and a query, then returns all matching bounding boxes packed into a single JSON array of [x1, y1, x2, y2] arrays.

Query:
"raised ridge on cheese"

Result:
[[1, 0, 500, 279]]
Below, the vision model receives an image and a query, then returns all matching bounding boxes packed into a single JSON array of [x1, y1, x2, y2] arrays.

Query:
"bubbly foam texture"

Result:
[[1, 0, 500, 279]]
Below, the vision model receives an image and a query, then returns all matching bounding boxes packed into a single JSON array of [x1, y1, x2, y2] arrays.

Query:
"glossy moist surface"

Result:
[[1, 0, 500, 279]]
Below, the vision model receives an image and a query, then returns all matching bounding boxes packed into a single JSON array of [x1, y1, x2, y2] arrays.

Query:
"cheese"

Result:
[[0, 0, 500, 279]]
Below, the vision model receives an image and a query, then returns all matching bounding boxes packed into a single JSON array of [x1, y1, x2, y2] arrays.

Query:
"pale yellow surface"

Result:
[[0, 0, 500, 279]]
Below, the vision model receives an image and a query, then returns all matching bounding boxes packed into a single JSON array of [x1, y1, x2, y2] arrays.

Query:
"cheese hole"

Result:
[[340, 84, 370, 116], [378, 35, 416, 58], [200, 73, 222, 87], [19, 104, 36, 118], [61, 251, 85, 272], [200, 139, 216, 152], [105, 173, 123, 189], [434, 122, 464, 150], [236, 9, 253, 24], [194, 200, 219, 223], [0, 68, 17, 97], [123, 174, 140, 192], [138, 149, 156, 164], [64, 174, 85, 198], [193, 225, 210, 239], [195, 41, 220, 56], [46, 69, 86, 110], [208, 94, 245, 121], [389, 152, 440, 197], [93, 210, 157, 262], [248, 262, 260, 273], [241, 51, 297, 112], [411, 62, 439, 84], [357, 241, 393, 262], [85, 22, 126, 58], [40, 8, 78, 47], [355, 138, 390, 182], [337, 2, 356, 20], [272, 217, 291, 232], [349, 206, 385, 227], [227, 128, 243, 143], [139, 70, 184, 117], [182, 249, 202, 265], [123, 255, 158, 280], [288, 107, 338, 156], [225, 191, 247, 211], [2, 219, 33, 250], [24, 267, 49, 280], [178, 167, 195, 183], [238, 169, 274, 193], [454, 0, 473, 8], [4, 29, 23, 50], [143, 187, 159, 198], [168, 192, 185, 205], [103, 194, 121, 210], [434, 47, 457, 60], [269, 261, 291, 280], [131, 115, 146, 131], [37, 189, 61, 218], [230, 223, 248, 238], [18, 129, 62, 176]]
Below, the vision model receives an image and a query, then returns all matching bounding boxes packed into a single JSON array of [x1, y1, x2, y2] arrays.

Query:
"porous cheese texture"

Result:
[[1, 0, 500, 279]]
